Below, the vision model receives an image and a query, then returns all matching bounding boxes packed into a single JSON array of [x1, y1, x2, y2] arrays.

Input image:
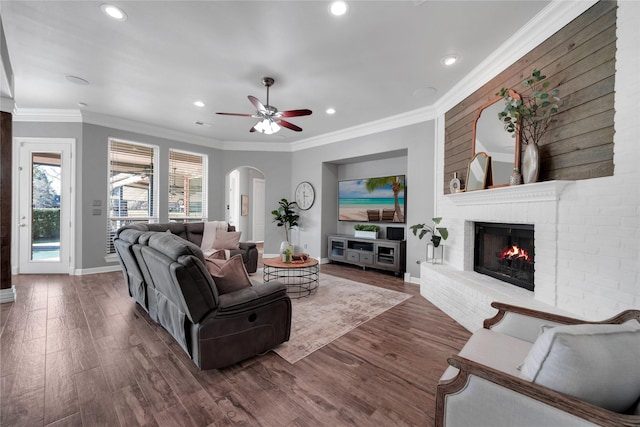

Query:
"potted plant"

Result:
[[410, 217, 449, 264], [354, 224, 380, 239], [271, 198, 299, 256], [497, 68, 561, 183], [409, 217, 448, 247]]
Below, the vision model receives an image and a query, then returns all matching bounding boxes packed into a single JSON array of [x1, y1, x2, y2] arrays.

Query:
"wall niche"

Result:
[[444, 0, 616, 194]]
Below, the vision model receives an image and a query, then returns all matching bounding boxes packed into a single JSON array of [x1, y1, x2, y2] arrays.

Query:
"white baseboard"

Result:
[[0, 285, 17, 303], [73, 265, 122, 276], [404, 273, 420, 285]]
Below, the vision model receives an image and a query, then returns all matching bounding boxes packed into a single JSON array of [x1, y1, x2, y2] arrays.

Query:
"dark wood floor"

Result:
[[1, 263, 470, 427]]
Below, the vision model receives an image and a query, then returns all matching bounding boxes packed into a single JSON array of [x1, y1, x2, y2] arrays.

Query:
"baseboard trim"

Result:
[[0, 285, 17, 303], [73, 265, 121, 276]]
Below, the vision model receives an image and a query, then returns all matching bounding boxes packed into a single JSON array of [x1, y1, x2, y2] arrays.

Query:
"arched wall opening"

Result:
[[225, 166, 265, 242]]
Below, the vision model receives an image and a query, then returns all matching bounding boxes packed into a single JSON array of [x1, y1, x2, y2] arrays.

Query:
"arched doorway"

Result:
[[226, 166, 265, 242]]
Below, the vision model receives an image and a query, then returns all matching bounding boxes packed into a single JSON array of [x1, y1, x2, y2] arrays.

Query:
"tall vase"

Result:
[[521, 142, 540, 184], [280, 241, 293, 262]]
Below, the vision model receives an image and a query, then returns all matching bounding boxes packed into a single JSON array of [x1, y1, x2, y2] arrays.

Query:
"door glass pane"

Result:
[[31, 152, 61, 261]]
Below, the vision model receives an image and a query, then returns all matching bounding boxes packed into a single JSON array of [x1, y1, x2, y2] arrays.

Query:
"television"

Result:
[[338, 175, 405, 223]]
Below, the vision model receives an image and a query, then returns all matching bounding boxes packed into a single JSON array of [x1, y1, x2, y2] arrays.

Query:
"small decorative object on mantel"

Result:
[[497, 68, 561, 184], [510, 168, 523, 186], [353, 224, 380, 239], [449, 172, 462, 193], [409, 217, 449, 264]]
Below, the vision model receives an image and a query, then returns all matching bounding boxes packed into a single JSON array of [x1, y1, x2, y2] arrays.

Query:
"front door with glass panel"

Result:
[[18, 140, 73, 274]]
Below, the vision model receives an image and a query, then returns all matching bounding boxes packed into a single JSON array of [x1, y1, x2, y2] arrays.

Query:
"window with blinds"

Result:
[[168, 149, 207, 223], [106, 139, 159, 254]]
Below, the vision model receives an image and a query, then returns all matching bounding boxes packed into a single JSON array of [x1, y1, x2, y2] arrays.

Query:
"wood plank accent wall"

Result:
[[1, 111, 12, 290], [444, 1, 616, 194]]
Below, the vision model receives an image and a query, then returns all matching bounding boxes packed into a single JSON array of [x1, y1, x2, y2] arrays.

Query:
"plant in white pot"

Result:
[[497, 68, 561, 184], [353, 224, 380, 239], [410, 217, 449, 263], [271, 198, 299, 259]]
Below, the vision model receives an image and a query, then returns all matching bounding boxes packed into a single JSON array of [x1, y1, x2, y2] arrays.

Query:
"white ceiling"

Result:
[[1, 0, 550, 145]]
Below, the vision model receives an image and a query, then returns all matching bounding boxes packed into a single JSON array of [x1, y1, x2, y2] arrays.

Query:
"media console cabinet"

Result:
[[327, 234, 406, 276]]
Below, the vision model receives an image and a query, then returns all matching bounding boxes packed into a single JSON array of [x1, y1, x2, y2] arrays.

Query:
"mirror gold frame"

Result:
[[466, 152, 491, 191], [471, 89, 521, 187]]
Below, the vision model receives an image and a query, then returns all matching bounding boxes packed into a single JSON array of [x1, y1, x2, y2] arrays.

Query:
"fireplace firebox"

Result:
[[474, 222, 534, 291]]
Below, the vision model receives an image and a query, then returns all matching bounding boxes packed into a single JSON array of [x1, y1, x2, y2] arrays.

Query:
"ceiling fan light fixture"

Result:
[[254, 119, 281, 135]]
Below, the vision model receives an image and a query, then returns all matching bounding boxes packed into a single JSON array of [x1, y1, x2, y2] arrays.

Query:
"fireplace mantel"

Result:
[[447, 180, 572, 206]]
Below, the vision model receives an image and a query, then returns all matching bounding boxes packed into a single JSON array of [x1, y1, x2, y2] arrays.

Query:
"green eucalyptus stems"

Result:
[[497, 69, 561, 146]]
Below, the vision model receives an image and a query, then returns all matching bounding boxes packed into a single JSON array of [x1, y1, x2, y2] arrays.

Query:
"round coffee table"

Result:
[[263, 257, 319, 298]]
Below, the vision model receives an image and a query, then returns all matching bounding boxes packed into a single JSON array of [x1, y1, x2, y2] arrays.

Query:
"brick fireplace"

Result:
[[420, 182, 572, 331]]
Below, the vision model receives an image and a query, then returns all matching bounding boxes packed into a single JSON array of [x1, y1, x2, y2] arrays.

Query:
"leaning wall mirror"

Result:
[[466, 152, 491, 191], [472, 90, 521, 187]]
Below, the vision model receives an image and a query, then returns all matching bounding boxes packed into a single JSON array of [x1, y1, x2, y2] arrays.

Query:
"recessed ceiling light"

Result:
[[412, 87, 437, 98], [326, 108, 336, 115], [441, 55, 459, 66], [65, 75, 90, 85], [101, 4, 127, 21], [194, 101, 205, 107], [329, 1, 349, 16]]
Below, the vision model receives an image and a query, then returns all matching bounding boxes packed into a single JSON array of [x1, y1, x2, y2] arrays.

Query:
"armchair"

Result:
[[436, 302, 640, 427]]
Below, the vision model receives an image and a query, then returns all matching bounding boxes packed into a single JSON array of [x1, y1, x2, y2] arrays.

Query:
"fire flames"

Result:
[[500, 245, 532, 262]]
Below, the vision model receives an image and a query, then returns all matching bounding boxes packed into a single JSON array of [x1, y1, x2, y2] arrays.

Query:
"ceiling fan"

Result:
[[216, 77, 312, 134]]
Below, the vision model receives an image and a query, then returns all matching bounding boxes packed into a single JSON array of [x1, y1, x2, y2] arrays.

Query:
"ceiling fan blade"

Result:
[[248, 95, 266, 112], [279, 119, 303, 132], [280, 109, 312, 118], [215, 112, 254, 117]]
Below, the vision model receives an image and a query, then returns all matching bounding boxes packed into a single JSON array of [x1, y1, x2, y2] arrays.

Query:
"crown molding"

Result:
[[81, 111, 224, 149], [289, 104, 437, 152], [13, 108, 83, 122], [434, 0, 598, 117]]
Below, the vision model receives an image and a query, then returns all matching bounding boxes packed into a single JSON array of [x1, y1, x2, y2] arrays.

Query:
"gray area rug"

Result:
[[261, 272, 412, 364]]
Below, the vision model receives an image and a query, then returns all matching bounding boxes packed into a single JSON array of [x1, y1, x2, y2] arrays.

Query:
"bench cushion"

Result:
[[440, 328, 532, 382]]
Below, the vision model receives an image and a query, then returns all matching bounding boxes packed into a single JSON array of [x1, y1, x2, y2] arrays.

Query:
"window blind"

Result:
[[106, 139, 158, 254], [168, 149, 207, 223]]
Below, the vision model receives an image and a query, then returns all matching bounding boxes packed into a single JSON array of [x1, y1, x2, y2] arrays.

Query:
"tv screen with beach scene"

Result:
[[338, 175, 405, 223]]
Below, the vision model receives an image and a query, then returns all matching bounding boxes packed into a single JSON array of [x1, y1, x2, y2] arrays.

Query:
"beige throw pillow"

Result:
[[519, 322, 640, 412], [205, 254, 252, 295], [213, 230, 241, 250]]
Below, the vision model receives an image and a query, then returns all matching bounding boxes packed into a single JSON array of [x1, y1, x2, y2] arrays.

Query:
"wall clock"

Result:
[[295, 181, 315, 210]]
